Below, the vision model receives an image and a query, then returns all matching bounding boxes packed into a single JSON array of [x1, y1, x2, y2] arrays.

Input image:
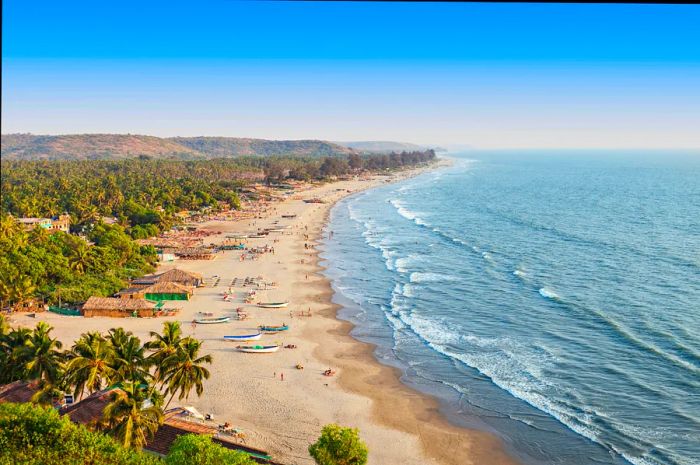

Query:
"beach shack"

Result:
[[141, 282, 192, 301], [81, 296, 158, 318]]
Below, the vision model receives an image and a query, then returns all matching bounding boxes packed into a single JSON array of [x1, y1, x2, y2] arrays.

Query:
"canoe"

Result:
[[193, 316, 230, 324], [257, 302, 289, 309], [223, 333, 262, 342], [258, 324, 289, 332], [237, 345, 279, 353]]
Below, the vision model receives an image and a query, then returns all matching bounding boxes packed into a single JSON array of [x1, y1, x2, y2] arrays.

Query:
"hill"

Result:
[[335, 140, 435, 153], [0, 134, 356, 161]]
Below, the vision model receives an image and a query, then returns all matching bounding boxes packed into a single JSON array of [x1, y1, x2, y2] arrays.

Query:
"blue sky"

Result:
[[3, 1, 699, 149]]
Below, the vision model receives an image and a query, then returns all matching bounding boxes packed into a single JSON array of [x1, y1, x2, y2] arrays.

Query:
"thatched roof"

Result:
[[141, 281, 192, 294], [60, 388, 123, 425], [82, 297, 156, 311], [0, 381, 40, 403], [156, 268, 203, 281]]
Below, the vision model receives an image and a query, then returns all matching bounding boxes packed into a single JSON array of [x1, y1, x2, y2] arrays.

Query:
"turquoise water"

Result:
[[320, 151, 700, 465]]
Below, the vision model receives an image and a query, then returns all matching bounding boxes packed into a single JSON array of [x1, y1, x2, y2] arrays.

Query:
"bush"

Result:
[[0, 402, 160, 465], [308, 424, 368, 465], [164, 434, 258, 465]]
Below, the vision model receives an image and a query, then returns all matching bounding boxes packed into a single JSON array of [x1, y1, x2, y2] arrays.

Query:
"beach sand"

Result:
[[12, 163, 518, 465]]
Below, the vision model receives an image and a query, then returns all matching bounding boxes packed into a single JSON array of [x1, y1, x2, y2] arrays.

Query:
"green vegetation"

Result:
[[0, 216, 156, 307], [0, 149, 434, 307], [0, 319, 212, 451], [0, 402, 161, 465], [308, 424, 369, 465], [164, 434, 258, 465]]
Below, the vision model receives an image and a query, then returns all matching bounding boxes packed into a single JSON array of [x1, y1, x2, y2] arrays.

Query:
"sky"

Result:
[[2, 1, 700, 149]]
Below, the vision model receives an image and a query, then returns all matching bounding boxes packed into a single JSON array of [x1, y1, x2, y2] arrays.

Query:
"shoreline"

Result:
[[306, 199, 520, 465], [9, 159, 520, 465]]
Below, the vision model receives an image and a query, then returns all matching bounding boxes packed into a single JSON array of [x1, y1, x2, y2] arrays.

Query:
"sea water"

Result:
[[320, 151, 700, 465]]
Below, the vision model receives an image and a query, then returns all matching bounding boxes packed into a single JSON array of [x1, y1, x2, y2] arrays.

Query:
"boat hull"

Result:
[[257, 302, 289, 308], [237, 345, 279, 353], [194, 317, 230, 324], [223, 333, 262, 341]]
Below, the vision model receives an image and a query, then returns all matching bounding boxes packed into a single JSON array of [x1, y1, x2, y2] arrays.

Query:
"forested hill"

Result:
[[336, 141, 447, 153], [0, 134, 356, 161]]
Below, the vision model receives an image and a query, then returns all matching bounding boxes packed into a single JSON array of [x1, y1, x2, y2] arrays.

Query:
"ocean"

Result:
[[320, 151, 700, 465]]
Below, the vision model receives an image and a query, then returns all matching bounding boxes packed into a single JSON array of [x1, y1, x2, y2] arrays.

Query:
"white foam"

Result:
[[513, 269, 527, 278], [539, 287, 560, 300], [409, 272, 460, 283]]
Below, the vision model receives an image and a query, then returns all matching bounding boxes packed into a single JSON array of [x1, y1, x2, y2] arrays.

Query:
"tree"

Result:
[[164, 434, 258, 465], [308, 424, 368, 465], [145, 321, 182, 391], [162, 337, 212, 409], [109, 329, 150, 384], [0, 402, 160, 465], [101, 381, 163, 450], [65, 332, 117, 399], [22, 322, 64, 385]]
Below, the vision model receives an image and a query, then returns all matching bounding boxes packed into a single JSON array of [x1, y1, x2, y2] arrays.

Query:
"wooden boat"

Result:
[[258, 324, 289, 333], [257, 302, 289, 309], [281, 214, 297, 219], [223, 333, 262, 342], [193, 316, 230, 324], [236, 344, 280, 353]]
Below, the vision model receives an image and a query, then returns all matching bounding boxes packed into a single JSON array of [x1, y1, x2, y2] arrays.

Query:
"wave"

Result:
[[389, 199, 429, 226], [539, 287, 561, 300], [513, 268, 527, 279], [409, 272, 460, 283]]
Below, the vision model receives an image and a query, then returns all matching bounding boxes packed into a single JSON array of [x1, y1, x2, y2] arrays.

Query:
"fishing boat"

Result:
[[193, 316, 230, 324], [223, 333, 262, 342], [281, 214, 297, 219], [257, 301, 289, 308], [236, 344, 280, 353], [258, 324, 289, 333]]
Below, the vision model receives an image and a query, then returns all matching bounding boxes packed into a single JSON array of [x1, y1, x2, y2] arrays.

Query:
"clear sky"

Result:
[[2, 1, 699, 149]]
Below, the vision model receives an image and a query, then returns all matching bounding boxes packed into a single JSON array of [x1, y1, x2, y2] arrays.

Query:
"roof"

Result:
[[60, 388, 122, 425], [18, 217, 49, 224], [141, 282, 193, 294], [155, 268, 204, 281], [82, 296, 157, 311], [0, 381, 40, 403], [144, 409, 278, 464]]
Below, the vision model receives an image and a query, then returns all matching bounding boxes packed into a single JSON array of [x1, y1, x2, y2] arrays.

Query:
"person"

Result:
[[281, 373, 284, 381]]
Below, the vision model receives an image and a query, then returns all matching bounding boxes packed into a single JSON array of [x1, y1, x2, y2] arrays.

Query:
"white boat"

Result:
[[223, 333, 262, 342], [257, 302, 289, 309], [236, 344, 280, 353], [193, 316, 230, 324]]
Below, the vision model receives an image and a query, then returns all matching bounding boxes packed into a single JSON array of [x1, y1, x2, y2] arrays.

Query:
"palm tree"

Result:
[[22, 322, 64, 384], [145, 321, 182, 390], [109, 329, 150, 384], [101, 381, 163, 450], [65, 332, 116, 399], [0, 326, 32, 383], [162, 337, 212, 409]]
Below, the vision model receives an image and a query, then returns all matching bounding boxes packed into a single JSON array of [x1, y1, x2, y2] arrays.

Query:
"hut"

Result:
[[140, 282, 192, 301], [81, 296, 158, 318], [0, 381, 41, 404], [155, 268, 204, 287]]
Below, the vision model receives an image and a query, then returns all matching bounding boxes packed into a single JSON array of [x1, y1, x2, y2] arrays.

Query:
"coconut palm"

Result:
[[145, 321, 182, 390], [65, 332, 116, 399], [22, 322, 64, 385], [0, 326, 32, 383], [101, 381, 163, 450], [109, 329, 150, 384], [162, 337, 212, 409]]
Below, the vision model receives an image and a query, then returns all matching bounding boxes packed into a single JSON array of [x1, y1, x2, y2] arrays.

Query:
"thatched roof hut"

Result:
[[140, 281, 192, 301], [155, 268, 204, 287], [82, 296, 157, 318]]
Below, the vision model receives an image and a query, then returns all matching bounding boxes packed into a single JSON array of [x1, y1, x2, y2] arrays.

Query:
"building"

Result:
[[132, 268, 204, 288], [81, 296, 158, 318], [0, 381, 41, 404], [145, 408, 278, 464], [17, 214, 71, 233], [118, 282, 192, 301]]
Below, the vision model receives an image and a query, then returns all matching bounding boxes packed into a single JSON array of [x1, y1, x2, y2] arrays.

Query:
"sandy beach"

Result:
[[10, 162, 518, 465]]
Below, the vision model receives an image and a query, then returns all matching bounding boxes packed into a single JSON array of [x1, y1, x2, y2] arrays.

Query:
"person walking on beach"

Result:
[[280, 373, 284, 381]]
